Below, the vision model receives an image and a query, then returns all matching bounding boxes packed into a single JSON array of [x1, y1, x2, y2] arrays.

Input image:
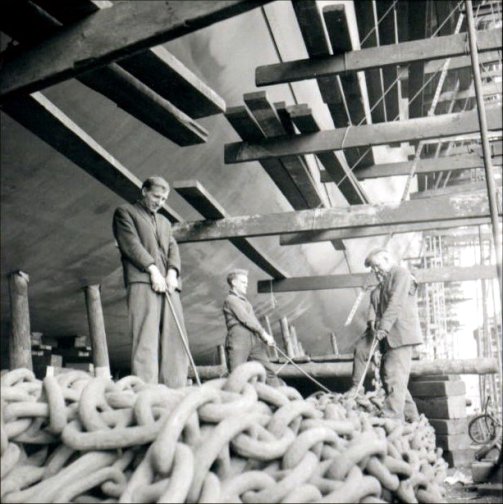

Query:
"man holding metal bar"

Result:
[[113, 176, 188, 387]]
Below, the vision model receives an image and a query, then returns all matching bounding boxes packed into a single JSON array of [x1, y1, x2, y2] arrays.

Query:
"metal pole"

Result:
[[465, 0, 503, 299]]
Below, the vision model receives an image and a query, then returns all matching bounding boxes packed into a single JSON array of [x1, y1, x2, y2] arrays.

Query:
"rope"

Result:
[[360, 0, 399, 47]]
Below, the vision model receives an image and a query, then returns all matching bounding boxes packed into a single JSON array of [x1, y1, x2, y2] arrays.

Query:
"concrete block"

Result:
[[443, 449, 475, 468], [429, 418, 468, 435], [415, 395, 467, 419], [472, 461, 498, 483], [436, 433, 470, 451], [409, 380, 466, 397]]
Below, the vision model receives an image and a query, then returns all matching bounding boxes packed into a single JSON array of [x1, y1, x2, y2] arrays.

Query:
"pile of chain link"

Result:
[[1, 362, 448, 503]]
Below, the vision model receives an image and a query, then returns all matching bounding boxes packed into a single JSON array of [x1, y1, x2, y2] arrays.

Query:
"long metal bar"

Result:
[[465, 0, 503, 298]]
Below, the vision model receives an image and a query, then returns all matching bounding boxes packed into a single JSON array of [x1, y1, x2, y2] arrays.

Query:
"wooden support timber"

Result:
[[279, 217, 494, 246], [410, 183, 487, 200], [255, 29, 500, 87], [1, 92, 182, 222], [192, 357, 499, 380], [224, 106, 501, 164], [424, 51, 502, 74], [287, 105, 368, 204], [173, 192, 500, 243], [8, 271, 33, 371], [83, 284, 111, 378], [256, 265, 497, 293], [333, 154, 503, 181], [0, 0, 270, 100], [173, 180, 287, 279]]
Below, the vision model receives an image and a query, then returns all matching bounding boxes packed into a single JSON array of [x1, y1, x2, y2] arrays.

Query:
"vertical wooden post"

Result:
[[83, 285, 111, 378], [218, 344, 227, 371], [264, 315, 278, 360], [280, 317, 295, 358], [330, 332, 339, 355], [297, 341, 305, 357], [8, 271, 32, 370], [289, 325, 300, 357]]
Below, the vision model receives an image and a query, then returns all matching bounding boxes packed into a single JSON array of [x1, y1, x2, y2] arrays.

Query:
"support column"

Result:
[[280, 317, 295, 358], [83, 285, 111, 378], [8, 271, 32, 370], [218, 344, 227, 371], [330, 332, 339, 355], [289, 325, 300, 357]]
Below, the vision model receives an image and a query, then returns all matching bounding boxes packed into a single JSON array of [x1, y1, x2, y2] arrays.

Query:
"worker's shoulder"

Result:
[[113, 202, 137, 216]]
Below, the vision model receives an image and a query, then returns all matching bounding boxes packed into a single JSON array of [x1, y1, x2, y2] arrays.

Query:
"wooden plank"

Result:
[[424, 51, 501, 74], [255, 29, 501, 87], [79, 64, 208, 146], [286, 104, 368, 204], [224, 106, 502, 163], [353, 0, 386, 123], [410, 183, 487, 200], [323, 4, 374, 167], [279, 217, 494, 246], [173, 180, 287, 279], [31, 0, 225, 118], [1, 92, 182, 222], [343, 154, 503, 181], [243, 92, 324, 208], [425, 81, 502, 104], [172, 191, 500, 242], [1, 1, 208, 146], [291, 1, 330, 56], [224, 106, 306, 209], [0, 0, 270, 100], [256, 265, 498, 293]]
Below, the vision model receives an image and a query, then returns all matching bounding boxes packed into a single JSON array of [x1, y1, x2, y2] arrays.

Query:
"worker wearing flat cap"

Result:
[[363, 248, 422, 421], [113, 176, 188, 387], [223, 269, 280, 386]]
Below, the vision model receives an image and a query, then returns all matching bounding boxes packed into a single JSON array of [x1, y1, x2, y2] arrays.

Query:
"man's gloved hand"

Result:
[[165, 268, 179, 294], [261, 331, 276, 347], [375, 329, 387, 341], [148, 265, 167, 293]]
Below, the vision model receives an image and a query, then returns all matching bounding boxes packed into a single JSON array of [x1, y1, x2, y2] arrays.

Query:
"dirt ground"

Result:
[[443, 465, 502, 503]]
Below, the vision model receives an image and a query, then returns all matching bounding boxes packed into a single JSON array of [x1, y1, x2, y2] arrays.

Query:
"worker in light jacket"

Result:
[[223, 269, 280, 386], [113, 176, 188, 387], [364, 248, 422, 421]]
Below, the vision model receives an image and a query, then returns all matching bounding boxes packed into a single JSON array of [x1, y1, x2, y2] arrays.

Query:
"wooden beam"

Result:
[[173, 180, 287, 279], [257, 265, 498, 293], [224, 106, 306, 209], [322, 4, 374, 166], [410, 182, 487, 199], [334, 154, 503, 181], [1, 92, 182, 222], [35, 0, 227, 118], [224, 106, 502, 164], [279, 217, 494, 246], [424, 50, 502, 74], [8, 271, 33, 371], [353, 0, 386, 123], [0, 0, 269, 100], [286, 105, 368, 205], [243, 92, 324, 209], [425, 81, 502, 104], [255, 29, 501, 87], [173, 191, 500, 242]]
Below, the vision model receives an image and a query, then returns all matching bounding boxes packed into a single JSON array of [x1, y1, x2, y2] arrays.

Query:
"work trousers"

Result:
[[226, 325, 280, 386], [127, 283, 188, 388], [352, 334, 419, 422]]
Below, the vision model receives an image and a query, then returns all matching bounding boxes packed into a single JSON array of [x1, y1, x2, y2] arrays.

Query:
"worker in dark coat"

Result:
[[363, 248, 422, 421], [113, 176, 188, 387], [223, 269, 280, 386]]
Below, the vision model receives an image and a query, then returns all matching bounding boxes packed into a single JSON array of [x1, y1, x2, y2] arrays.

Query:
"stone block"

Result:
[[472, 461, 498, 483], [443, 449, 475, 468], [436, 433, 470, 451], [409, 380, 466, 397], [428, 418, 468, 435], [415, 395, 467, 419]]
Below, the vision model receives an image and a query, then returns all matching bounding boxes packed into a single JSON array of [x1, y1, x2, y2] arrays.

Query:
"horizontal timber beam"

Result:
[[424, 50, 502, 74], [341, 154, 503, 181], [225, 106, 501, 164], [279, 217, 495, 246], [255, 29, 500, 87], [172, 191, 500, 242], [257, 265, 498, 293], [174, 180, 287, 279], [1, 92, 181, 222], [0, 0, 269, 100]]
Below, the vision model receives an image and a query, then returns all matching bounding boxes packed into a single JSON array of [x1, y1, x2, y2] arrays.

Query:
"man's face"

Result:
[[232, 274, 248, 296], [142, 186, 169, 213], [370, 253, 392, 276]]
